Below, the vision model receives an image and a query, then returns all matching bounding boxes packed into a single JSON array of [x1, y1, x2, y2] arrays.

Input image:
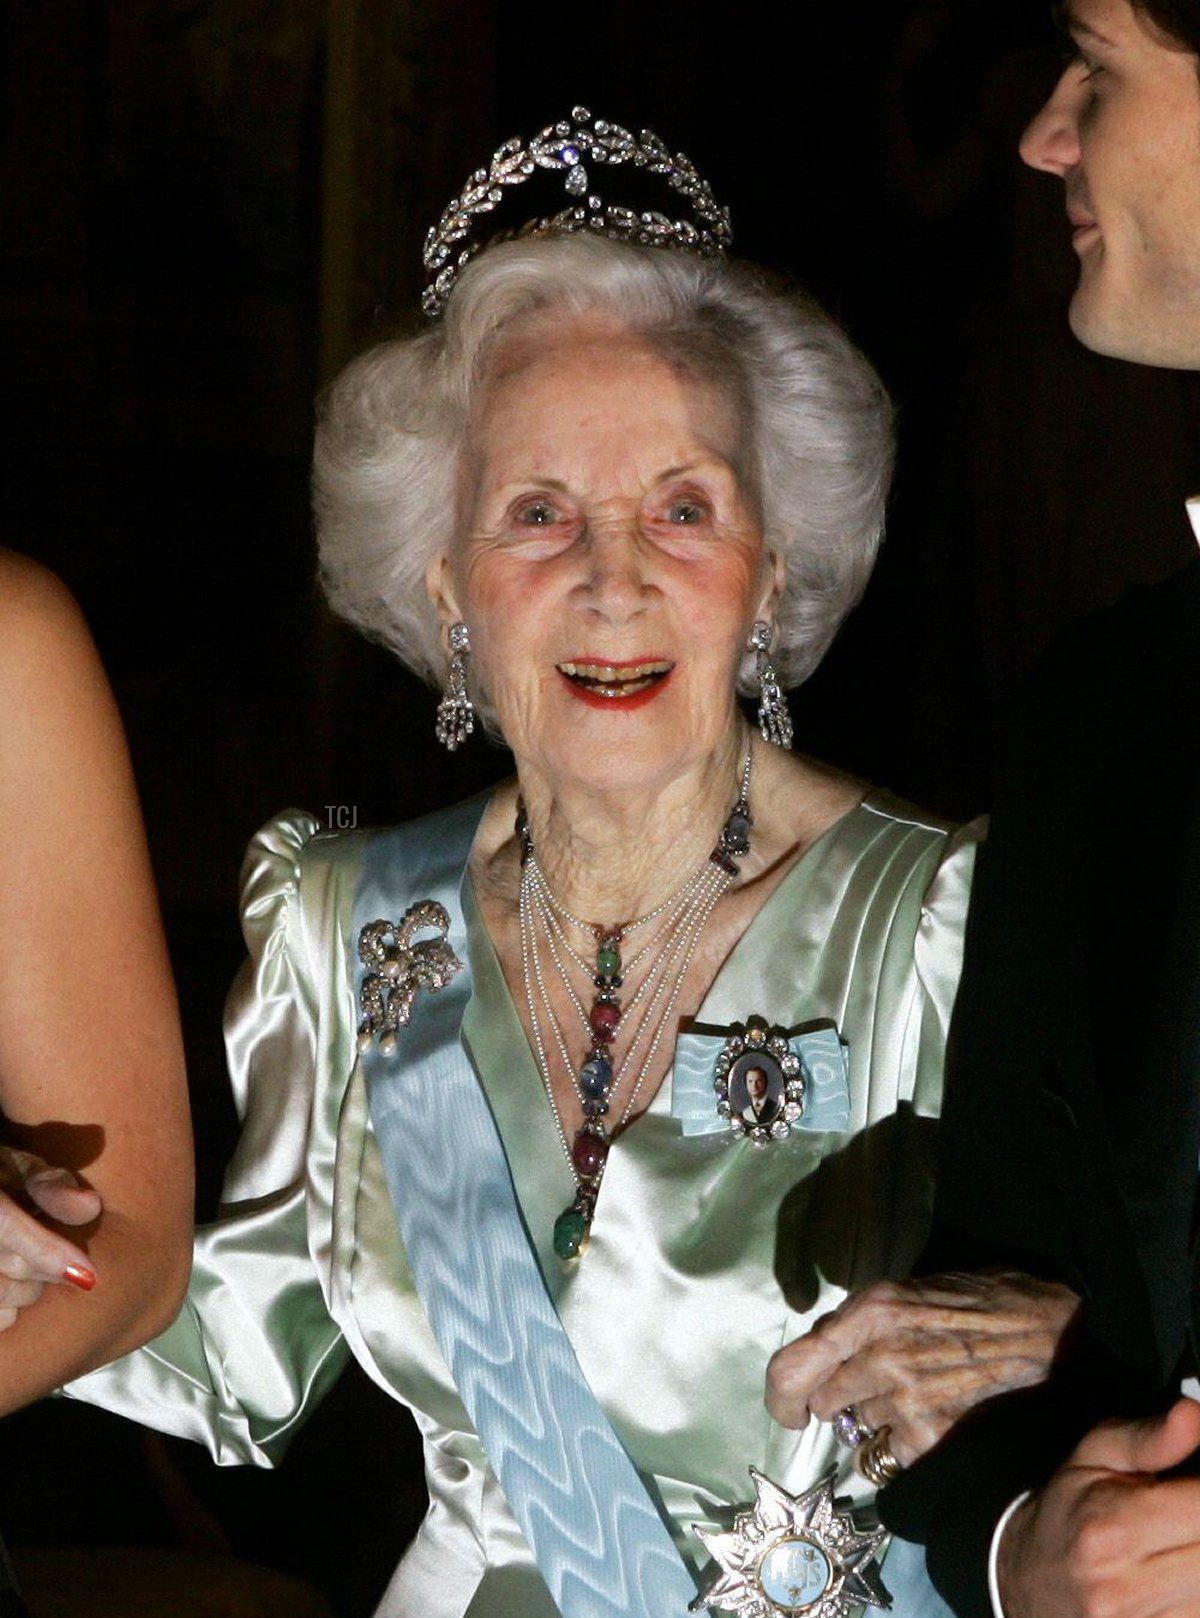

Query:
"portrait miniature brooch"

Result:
[[672, 1016, 851, 1143]]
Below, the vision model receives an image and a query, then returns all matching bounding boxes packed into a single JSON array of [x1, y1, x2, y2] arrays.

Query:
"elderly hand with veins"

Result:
[[998, 1398, 1200, 1618], [765, 1270, 1081, 1467], [0, 1147, 100, 1328]]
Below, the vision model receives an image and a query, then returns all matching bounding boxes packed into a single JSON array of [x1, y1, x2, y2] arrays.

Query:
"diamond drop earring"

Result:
[[750, 621, 792, 749], [435, 623, 475, 751]]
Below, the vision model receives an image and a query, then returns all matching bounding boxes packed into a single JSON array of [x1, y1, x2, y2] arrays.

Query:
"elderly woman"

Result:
[[64, 115, 1071, 1618]]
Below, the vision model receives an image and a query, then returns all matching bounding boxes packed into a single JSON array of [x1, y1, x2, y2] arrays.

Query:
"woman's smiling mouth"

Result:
[[557, 659, 674, 707]]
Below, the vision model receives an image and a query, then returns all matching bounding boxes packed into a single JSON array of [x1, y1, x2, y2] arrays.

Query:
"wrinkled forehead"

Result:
[[466, 314, 753, 480], [481, 312, 741, 415]]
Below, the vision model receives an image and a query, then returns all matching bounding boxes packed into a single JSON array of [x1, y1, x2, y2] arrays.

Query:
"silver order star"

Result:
[[691, 1468, 891, 1617]]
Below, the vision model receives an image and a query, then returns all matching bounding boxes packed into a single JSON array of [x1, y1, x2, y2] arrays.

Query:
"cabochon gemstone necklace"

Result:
[[518, 751, 753, 1260]]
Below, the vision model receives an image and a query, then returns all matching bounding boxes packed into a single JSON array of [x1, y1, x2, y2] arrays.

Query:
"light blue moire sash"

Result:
[[351, 799, 701, 1618]]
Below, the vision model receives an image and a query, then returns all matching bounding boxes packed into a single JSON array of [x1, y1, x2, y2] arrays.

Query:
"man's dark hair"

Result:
[[1133, 0, 1200, 52], [1055, 0, 1200, 51]]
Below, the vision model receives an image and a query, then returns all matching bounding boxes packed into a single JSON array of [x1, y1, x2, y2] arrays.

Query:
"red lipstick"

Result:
[[556, 658, 674, 710]]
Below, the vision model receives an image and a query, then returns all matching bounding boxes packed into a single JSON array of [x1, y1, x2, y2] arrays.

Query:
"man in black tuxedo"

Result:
[[768, 3, 1200, 1614]]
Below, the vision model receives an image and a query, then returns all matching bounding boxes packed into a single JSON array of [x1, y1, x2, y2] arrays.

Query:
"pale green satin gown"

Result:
[[67, 792, 975, 1618]]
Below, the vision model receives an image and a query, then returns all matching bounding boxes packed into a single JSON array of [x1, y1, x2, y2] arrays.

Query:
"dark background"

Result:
[[3, 2, 1200, 1613]]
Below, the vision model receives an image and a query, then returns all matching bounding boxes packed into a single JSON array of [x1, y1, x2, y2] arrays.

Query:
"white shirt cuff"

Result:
[[988, 1491, 1032, 1618]]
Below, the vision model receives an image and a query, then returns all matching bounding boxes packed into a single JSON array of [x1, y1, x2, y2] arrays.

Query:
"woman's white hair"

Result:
[[315, 233, 893, 709]]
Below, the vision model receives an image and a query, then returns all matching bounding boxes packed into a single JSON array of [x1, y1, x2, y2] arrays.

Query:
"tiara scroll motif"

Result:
[[421, 106, 734, 318]]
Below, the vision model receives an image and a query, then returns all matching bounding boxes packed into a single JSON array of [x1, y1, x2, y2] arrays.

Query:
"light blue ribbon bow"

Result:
[[672, 1024, 851, 1138]]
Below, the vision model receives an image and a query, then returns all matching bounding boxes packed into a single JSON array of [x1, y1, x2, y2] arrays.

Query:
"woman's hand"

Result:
[[766, 1270, 1081, 1468], [0, 1148, 100, 1328]]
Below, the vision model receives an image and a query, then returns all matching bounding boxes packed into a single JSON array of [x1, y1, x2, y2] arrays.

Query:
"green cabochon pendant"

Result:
[[553, 1200, 590, 1260], [692, 1469, 891, 1618]]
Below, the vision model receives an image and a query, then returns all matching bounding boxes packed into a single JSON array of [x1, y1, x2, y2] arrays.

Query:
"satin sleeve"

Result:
[[64, 810, 352, 1468], [909, 816, 983, 1120]]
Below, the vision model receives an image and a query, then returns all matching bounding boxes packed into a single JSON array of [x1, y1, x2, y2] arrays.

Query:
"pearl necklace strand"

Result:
[[518, 751, 753, 1259]]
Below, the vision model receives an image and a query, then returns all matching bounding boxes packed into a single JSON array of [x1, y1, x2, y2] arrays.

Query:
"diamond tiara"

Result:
[[421, 105, 733, 318]]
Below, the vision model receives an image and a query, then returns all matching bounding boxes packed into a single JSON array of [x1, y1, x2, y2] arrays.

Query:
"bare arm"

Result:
[[0, 550, 192, 1412]]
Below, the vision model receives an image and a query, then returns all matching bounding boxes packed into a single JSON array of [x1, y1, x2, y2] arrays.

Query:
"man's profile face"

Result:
[[1020, 0, 1200, 367]]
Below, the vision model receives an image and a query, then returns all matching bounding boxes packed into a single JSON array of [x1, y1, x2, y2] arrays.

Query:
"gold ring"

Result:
[[855, 1424, 903, 1488]]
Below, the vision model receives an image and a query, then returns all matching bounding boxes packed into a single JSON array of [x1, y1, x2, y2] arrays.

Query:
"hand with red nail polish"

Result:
[[0, 1147, 101, 1329]]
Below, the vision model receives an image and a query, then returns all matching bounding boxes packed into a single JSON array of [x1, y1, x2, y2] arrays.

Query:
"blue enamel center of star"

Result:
[[757, 1537, 833, 1612]]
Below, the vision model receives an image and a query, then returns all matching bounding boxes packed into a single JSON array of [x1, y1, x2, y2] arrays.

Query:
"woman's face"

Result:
[[430, 322, 780, 798]]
